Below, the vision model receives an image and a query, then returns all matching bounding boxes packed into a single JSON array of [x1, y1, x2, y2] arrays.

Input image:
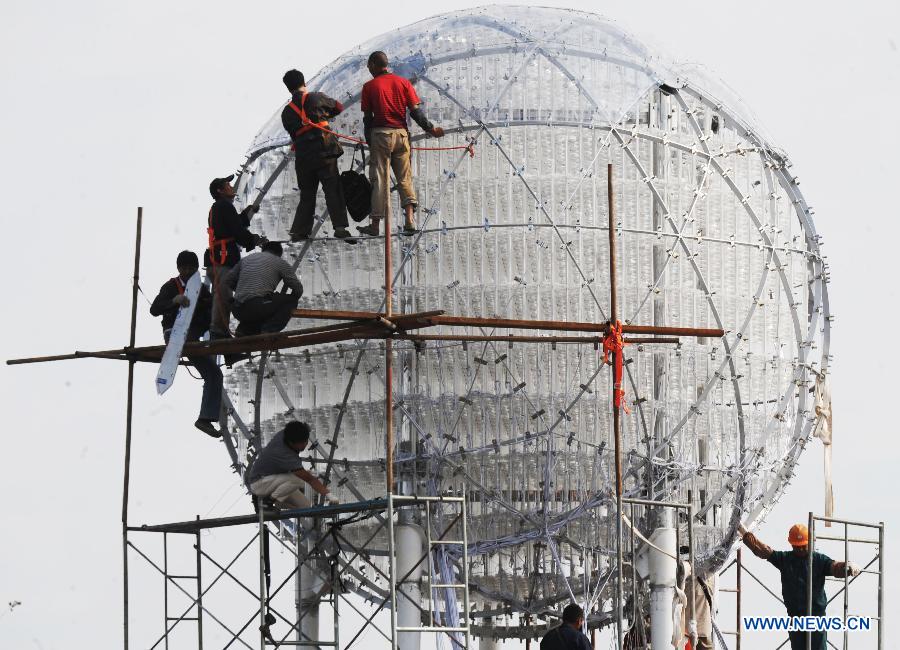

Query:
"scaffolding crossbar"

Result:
[[129, 498, 389, 534]]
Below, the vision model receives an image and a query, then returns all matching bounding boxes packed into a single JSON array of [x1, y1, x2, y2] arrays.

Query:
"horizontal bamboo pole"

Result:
[[8, 307, 721, 366]]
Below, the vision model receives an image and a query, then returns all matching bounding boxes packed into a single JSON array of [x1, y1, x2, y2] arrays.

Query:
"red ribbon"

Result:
[[602, 320, 630, 414]]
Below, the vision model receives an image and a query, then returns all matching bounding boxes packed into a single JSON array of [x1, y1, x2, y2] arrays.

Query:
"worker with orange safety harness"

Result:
[[205, 175, 263, 338], [280, 69, 356, 245], [739, 522, 861, 650], [357, 51, 445, 237]]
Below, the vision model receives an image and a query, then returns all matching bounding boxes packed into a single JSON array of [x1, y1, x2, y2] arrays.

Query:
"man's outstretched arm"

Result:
[[409, 103, 443, 137], [739, 523, 774, 559], [294, 468, 328, 496], [831, 560, 861, 578]]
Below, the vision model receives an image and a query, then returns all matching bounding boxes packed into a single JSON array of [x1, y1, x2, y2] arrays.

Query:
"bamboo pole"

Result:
[[385, 210, 394, 495], [608, 164, 625, 650], [122, 207, 142, 649]]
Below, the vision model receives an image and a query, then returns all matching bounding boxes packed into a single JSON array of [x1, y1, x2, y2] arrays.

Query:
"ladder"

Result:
[[808, 513, 884, 650], [388, 491, 472, 650]]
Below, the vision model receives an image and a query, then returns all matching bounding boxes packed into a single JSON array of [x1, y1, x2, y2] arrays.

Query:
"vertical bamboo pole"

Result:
[[607, 165, 624, 650], [122, 207, 142, 649], [385, 209, 394, 494]]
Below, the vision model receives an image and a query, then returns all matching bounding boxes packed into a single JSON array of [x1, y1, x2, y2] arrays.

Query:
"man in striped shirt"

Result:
[[357, 50, 444, 237], [225, 241, 302, 336]]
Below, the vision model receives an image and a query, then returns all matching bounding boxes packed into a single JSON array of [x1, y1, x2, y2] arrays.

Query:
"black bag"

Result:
[[340, 145, 371, 222]]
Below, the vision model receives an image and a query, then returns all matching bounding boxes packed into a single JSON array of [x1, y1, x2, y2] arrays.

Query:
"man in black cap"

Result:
[[281, 69, 356, 244], [206, 175, 264, 337], [149, 250, 223, 437]]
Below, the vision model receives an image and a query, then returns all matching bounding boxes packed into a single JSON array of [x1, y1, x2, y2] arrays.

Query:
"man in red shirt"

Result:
[[357, 51, 444, 236]]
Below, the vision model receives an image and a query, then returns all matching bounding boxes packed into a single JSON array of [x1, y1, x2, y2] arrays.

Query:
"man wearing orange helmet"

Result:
[[738, 522, 861, 650]]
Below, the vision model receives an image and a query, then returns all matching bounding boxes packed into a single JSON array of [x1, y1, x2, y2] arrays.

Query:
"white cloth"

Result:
[[684, 573, 715, 649], [813, 374, 835, 521], [249, 473, 312, 509]]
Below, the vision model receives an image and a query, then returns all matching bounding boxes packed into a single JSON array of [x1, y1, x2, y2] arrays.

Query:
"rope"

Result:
[[602, 320, 631, 414], [306, 121, 476, 157], [620, 511, 679, 562]]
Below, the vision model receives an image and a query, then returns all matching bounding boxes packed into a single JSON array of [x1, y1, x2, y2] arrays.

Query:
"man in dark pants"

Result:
[[150, 250, 223, 438], [206, 175, 263, 337], [225, 241, 302, 336], [740, 522, 860, 650], [280, 69, 356, 245], [540, 603, 592, 650]]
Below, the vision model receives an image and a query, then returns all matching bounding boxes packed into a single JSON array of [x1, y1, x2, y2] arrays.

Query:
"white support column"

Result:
[[396, 524, 425, 650], [648, 510, 677, 650], [297, 485, 322, 649], [479, 636, 499, 650]]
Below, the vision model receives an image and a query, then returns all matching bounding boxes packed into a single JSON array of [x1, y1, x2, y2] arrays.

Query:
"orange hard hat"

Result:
[[788, 524, 809, 547]]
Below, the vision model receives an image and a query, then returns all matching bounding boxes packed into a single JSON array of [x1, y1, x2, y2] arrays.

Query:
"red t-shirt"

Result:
[[360, 73, 421, 130]]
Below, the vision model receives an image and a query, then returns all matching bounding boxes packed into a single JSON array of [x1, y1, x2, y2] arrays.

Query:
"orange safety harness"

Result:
[[173, 277, 185, 295], [288, 92, 476, 158], [287, 92, 329, 148], [207, 207, 234, 268], [602, 320, 631, 414]]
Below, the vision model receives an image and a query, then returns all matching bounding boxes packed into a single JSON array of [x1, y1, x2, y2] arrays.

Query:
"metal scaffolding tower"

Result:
[[8, 163, 725, 649]]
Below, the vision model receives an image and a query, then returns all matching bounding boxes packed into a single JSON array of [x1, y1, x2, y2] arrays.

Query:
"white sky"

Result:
[[1, 1, 897, 648]]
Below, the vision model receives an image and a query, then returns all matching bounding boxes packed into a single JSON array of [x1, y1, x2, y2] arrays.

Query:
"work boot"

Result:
[[402, 222, 419, 236], [223, 352, 249, 367], [357, 220, 381, 237], [194, 419, 222, 438], [252, 495, 278, 514], [334, 228, 358, 244]]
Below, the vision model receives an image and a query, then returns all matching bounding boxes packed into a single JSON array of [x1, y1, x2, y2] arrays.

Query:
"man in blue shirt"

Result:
[[540, 603, 592, 650], [740, 522, 860, 650]]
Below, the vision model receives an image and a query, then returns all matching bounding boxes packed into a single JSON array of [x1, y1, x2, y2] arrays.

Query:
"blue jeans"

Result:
[[189, 354, 223, 421]]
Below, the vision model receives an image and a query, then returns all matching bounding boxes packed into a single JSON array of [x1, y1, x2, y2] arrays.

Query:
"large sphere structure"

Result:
[[222, 5, 830, 635]]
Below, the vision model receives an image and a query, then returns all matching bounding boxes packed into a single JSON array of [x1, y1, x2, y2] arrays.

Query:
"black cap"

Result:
[[176, 250, 199, 268], [209, 174, 234, 199], [283, 69, 305, 91]]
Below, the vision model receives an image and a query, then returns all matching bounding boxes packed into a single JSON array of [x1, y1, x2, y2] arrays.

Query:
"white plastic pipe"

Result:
[[396, 524, 426, 650], [479, 636, 499, 650], [648, 520, 677, 650], [299, 558, 321, 646], [297, 485, 323, 648]]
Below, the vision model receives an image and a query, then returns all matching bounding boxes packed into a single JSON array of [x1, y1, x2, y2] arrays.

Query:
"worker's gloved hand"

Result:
[[326, 495, 340, 506], [172, 294, 191, 308], [737, 523, 749, 537], [242, 204, 260, 217], [430, 126, 445, 138], [847, 562, 862, 577]]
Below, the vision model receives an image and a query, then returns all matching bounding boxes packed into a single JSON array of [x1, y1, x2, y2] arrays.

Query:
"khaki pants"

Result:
[[249, 473, 312, 509], [368, 127, 416, 219], [208, 263, 234, 336]]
